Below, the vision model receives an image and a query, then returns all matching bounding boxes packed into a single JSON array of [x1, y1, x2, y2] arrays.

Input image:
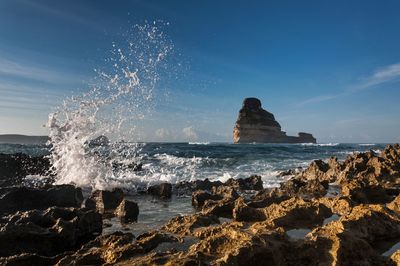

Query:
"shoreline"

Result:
[[0, 144, 399, 264]]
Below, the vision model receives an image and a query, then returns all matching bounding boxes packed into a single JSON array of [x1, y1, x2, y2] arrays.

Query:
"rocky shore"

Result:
[[0, 145, 399, 265]]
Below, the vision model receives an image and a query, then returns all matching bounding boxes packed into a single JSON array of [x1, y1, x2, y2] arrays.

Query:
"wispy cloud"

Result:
[[353, 63, 400, 91], [0, 57, 84, 84], [297, 63, 400, 107]]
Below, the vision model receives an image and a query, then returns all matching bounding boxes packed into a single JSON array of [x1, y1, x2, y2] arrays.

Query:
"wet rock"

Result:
[[225, 175, 264, 191], [115, 199, 139, 223], [0, 207, 102, 257], [277, 168, 300, 177], [0, 185, 83, 215], [192, 190, 222, 209], [85, 188, 124, 215], [147, 182, 172, 198]]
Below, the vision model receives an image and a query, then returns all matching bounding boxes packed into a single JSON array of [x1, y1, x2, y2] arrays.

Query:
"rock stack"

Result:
[[233, 97, 316, 143]]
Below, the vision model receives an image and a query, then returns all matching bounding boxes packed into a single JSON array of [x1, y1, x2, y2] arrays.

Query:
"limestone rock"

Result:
[[233, 97, 316, 143]]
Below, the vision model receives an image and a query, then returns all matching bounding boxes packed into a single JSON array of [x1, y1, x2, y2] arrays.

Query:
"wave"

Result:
[[358, 143, 376, 146], [188, 142, 210, 145], [301, 143, 339, 147]]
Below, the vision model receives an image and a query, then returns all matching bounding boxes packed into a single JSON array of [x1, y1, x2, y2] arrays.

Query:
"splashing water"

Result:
[[47, 23, 172, 190]]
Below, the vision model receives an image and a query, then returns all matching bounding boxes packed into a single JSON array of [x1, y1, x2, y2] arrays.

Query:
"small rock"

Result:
[[86, 188, 124, 215], [147, 183, 172, 198], [115, 199, 139, 223]]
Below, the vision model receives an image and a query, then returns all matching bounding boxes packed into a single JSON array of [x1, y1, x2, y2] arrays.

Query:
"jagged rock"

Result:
[[56, 231, 138, 265], [115, 199, 139, 223], [162, 214, 220, 236], [341, 179, 393, 204], [225, 175, 263, 191], [233, 97, 316, 143], [192, 190, 222, 209], [233, 197, 266, 222], [0, 207, 102, 257], [0, 185, 83, 215], [136, 231, 180, 252], [85, 188, 124, 215], [147, 182, 172, 198], [388, 194, 400, 213], [307, 204, 400, 265], [391, 250, 400, 264]]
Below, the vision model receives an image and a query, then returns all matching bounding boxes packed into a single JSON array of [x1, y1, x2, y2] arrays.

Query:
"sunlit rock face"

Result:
[[233, 98, 316, 143]]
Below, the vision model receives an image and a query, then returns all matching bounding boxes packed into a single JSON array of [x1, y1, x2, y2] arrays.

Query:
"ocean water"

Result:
[[0, 142, 387, 190]]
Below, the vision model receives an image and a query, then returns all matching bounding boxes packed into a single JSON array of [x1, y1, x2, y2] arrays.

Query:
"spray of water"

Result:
[[47, 22, 172, 190]]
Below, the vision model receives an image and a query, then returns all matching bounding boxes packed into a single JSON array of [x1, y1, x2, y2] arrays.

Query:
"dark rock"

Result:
[[0, 185, 83, 215], [147, 182, 172, 198], [0, 207, 102, 257], [225, 175, 264, 191], [233, 97, 316, 143], [115, 199, 139, 223], [86, 188, 124, 215], [192, 190, 222, 209]]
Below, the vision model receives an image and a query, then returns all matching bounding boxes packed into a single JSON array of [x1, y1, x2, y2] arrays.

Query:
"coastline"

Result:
[[0, 144, 399, 265]]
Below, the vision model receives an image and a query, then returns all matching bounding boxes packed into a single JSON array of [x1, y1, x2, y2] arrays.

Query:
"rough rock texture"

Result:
[[115, 199, 139, 223], [0, 185, 83, 215], [85, 188, 124, 216], [233, 98, 316, 143], [0, 207, 102, 257], [2, 145, 400, 265]]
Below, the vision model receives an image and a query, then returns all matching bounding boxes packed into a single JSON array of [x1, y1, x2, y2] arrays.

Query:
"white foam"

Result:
[[301, 143, 339, 147], [188, 142, 210, 145], [47, 23, 172, 190]]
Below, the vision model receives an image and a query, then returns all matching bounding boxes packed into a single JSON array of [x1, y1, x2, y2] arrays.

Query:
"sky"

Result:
[[0, 0, 400, 143]]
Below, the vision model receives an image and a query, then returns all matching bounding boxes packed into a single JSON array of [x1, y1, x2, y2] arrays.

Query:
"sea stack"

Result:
[[233, 98, 316, 143]]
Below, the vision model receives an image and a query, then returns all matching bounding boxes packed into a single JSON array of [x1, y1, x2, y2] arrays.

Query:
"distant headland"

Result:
[[0, 134, 49, 145], [233, 98, 316, 144]]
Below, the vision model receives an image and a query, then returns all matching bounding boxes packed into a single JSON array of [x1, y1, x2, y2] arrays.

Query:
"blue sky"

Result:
[[0, 0, 400, 143]]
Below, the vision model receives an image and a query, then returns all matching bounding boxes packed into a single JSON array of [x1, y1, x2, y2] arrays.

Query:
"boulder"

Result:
[[115, 199, 139, 223], [85, 188, 124, 215], [0, 185, 83, 215], [147, 182, 172, 198], [0, 207, 102, 257]]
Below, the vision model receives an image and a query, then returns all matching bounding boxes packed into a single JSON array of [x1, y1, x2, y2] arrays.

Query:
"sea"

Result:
[[0, 142, 387, 235]]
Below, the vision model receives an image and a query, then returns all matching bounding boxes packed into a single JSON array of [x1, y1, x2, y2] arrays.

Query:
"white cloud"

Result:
[[182, 126, 198, 141], [298, 63, 400, 107], [355, 63, 400, 90], [0, 57, 82, 84], [155, 128, 171, 139]]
